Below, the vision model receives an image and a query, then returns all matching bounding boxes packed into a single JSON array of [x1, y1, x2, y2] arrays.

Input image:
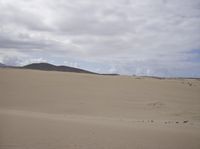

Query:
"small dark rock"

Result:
[[188, 82, 192, 86]]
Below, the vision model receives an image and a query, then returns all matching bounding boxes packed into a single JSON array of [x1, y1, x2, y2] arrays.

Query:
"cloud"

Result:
[[64, 61, 78, 68], [0, 49, 47, 66], [0, 0, 200, 77]]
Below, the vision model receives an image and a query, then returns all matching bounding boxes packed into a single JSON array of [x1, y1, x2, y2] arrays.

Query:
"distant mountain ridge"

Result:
[[0, 63, 7, 67], [0, 62, 120, 75], [23, 63, 97, 74], [1, 62, 199, 78]]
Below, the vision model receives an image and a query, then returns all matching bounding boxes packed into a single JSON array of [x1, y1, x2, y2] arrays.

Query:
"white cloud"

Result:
[[0, 49, 47, 66], [18, 58, 47, 66], [64, 61, 78, 68], [0, 0, 200, 76]]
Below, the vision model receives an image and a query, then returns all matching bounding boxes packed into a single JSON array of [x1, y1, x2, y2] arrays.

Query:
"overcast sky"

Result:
[[0, 0, 200, 77]]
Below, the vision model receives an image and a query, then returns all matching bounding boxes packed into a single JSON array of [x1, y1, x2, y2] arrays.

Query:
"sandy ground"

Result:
[[0, 68, 200, 149]]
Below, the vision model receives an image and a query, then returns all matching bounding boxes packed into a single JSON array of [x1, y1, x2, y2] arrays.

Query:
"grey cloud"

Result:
[[0, 36, 51, 50], [0, 2, 51, 31], [0, 0, 200, 76]]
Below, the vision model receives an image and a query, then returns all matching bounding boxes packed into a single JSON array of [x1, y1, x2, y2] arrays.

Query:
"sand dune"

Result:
[[0, 68, 200, 149]]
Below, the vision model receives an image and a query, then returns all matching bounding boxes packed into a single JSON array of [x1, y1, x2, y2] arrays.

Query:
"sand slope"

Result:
[[0, 68, 200, 149]]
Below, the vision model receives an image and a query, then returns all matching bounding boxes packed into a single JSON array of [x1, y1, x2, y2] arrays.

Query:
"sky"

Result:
[[0, 0, 200, 77]]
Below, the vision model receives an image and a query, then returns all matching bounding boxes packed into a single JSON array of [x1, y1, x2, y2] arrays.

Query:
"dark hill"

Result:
[[0, 63, 7, 67], [23, 63, 97, 74]]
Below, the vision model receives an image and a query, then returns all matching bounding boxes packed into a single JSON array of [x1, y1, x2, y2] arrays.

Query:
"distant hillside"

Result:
[[23, 63, 97, 74], [0, 63, 7, 67], [99, 73, 120, 76]]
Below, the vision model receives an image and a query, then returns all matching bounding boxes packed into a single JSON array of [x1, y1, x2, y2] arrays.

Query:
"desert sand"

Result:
[[0, 68, 200, 149]]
